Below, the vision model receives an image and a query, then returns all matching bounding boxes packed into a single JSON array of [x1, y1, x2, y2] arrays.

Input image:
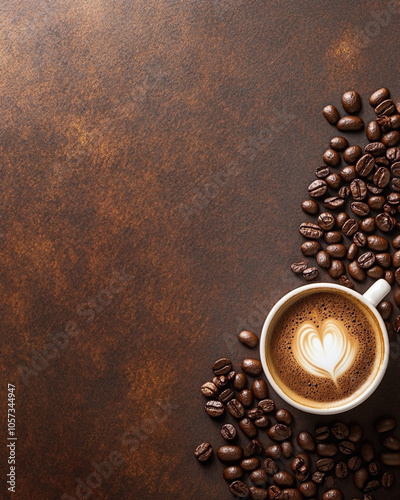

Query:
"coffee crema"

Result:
[[267, 290, 384, 409]]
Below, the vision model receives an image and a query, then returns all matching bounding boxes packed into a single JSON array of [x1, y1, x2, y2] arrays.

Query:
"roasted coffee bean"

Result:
[[365, 142, 387, 157], [322, 489, 343, 500], [330, 136, 349, 151], [368, 461, 380, 476], [367, 183, 383, 194], [217, 445, 243, 463], [346, 243, 358, 261], [242, 359, 262, 376], [331, 422, 349, 440], [227, 399, 245, 419], [244, 439, 263, 458], [223, 465, 243, 481], [376, 212, 396, 232], [348, 424, 363, 443], [325, 172, 342, 189], [315, 425, 330, 441], [375, 416, 396, 433], [388, 113, 400, 128], [350, 179, 367, 200], [299, 222, 323, 239], [394, 177, 400, 191], [291, 453, 310, 481], [370, 87, 390, 107], [302, 267, 319, 280], [323, 196, 346, 210], [356, 154, 375, 176], [382, 434, 400, 450], [275, 408, 293, 425], [329, 260, 345, 279], [338, 185, 350, 198], [201, 381, 218, 398], [297, 431, 316, 452], [367, 265, 384, 278], [353, 232, 367, 247], [262, 457, 279, 475], [324, 231, 343, 244], [308, 179, 328, 198], [316, 458, 334, 472], [238, 330, 259, 348], [268, 424, 291, 441], [291, 261, 308, 273], [233, 373, 248, 391], [348, 261, 366, 281], [336, 212, 349, 227], [367, 235, 389, 251], [254, 415, 270, 429], [205, 400, 225, 417], [366, 120, 381, 141], [227, 370, 236, 382], [240, 457, 260, 471], [213, 358, 233, 376], [301, 240, 322, 256], [377, 301, 393, 320], [388, 193, 400, 206], [359, 217, 376, 234], [367, 195, 386, 211], [312, 471, 325, 484], [251, 379, 268, 400], [387, 146, 400, 162], [375, 99, 395, 116], [247, 407, 264, 420], [318, 212, 335, 230], [238, 389, 253, 407], [375, 155, 390, 166], [342, 91, 362, 114], [337, 115, 364, 131], [250, 468, 267, 486], [339, 275, 354, 288], [317, 443, 338, 457], [299, 480, 318, 497], [240, 418, 258, 438], [213, 375, 228, 389], [348, 455, 362, 471], [323, 149, 341, 167], [323, 105, 340, 125], [340, 166, 357, 183], [380, 452, 400, 466], [360, 442, 374, 462], [342, 218, 359, 236], [316, 164, 331, 179], [354, 467, 368, 490], [334, 462, 348, 479], [393, 235, 400, 250], [249, 486, 268, 500], [373, 166, 390, 187], [381, 471, 395, 488], [351, 202, 370, 217], [364, 479, 380, 493], [343, 145, 362, 164], [221, 423, 238, 441], [339, 440, 355, 455], [273, 470, 294, 486], [316, 251, 331, 269], [258, 399, 275, 413], [281, 441, 293, 459], [375, 252, 392, 268], [265, 444, 281, 460], [358, 251, 375, 269], [393, 249, 400, 267], [279, 489, 304, 500], [326, 244, 346, 258], [382, 130, 400, 147], [301, 199, 319, 215], [229, 480, 250, 497], [219, 388, 235, 403], [194, 442, 213, 462]]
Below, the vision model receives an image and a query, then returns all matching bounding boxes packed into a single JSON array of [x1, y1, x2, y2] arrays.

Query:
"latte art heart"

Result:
[[293, 319, 358, 385]]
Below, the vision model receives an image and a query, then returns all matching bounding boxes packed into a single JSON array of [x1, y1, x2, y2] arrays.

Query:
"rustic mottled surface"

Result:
[[1, 0, 400, 498]]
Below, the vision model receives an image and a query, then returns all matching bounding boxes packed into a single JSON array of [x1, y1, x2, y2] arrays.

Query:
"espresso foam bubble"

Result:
[[267, 290, 383, 409]]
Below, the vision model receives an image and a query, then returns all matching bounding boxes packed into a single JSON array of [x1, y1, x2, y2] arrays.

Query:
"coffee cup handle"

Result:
[[362, 279, 391, 307]]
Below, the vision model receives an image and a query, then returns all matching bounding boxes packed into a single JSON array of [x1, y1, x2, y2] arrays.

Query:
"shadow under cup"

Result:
[[260, 284, 389, 415]]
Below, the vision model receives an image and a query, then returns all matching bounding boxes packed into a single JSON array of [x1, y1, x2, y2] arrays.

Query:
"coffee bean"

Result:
[[366, 120, 381, 141], [342, 218, 359, 236], [331, 422, 349, 440], [240, 457, 260, 471], [330, 136, 349, 151], [316, 458, 335, 472], [373, 166, 390, 188], [377, 301, 393, 320], [312, 471, 325, 484], [335, 212, 349, 227], [367, 195, 386, 211], [325, 172, 342, 189], [301, 199, 319, 215], [213, 358, 233, 376], [388, 193, 400, 205], [299, 480, 317, 497], [348, 455, 362, 471], [238, 330, 259, 348], [281, 440, 293, 459], [339, 275, 354, 288], [370, 88, 390, 107], [317, 443, 338, 457], [391, 164, 400, 180], [301, 240, 322, 256], [322, 489, 343, 500], [324, 231, 343, 244], [299, 222, 323, 239], [194, 442, 213, 462], [367, 183, 384, 195], [223, 465, 243, 481], [375, 252, 392, 268], [201, 381, 218, 398], [275, 408, 293, 425], [268, 424, 292, 441], [247, 407, 264, 420], [265, 444, 281, 460], [376, 212, 396, 232], [340, 166, 357, 183], [367, 265, 384, 278], [227, 370, 236, 382], [356, 154, 375, 176], [227, 399, 245, 419], [205, 400, 225, 417], [368, 460, 380, 476], [329, 260, 345, 279], [291, 453, 310, 481], [219, 388, 235, 403], [348, 261, 366, 281], [337, 115, 364, 131], [242, 359, 262, 377], [302, 267, 319, 280], [358, 251, 376, 269], [383, 130, 400, 147], [251, 379, 268, 400], [238, 389, 253, 407], [393, 177, 400, 191], [382, 434, 400, 451], [376, 154, 390, 166], [229, 480, 250, 497], [375, 99, 395, 116], [353, 467, 368, 490], [381, 470, 395, 488], [240, 418, 258, 438], [389, 113, 400, 128], [233, 373, 248, 391], [364, 479, 380, 493], [221, 423, 238, 441], [316, 250, 331, 269], [217, 445, 244, 463], [359, 217, 376, 234], [278, 489, 303, 500], [326, 244, 346, 258], [342, 91, 362, 114], [273, 470, 294, 486], [360, 442, 374, 462], [213, 375, 228, 389], [346, 243, 358, 261], [350, 179, 367, 200], [297, 431, 316, 451], [249, 468, 267, 486], [375, 416, 397, 433], [380, 452, 400, 466], [353, 232, 367, 247], [338, 440, 356, 455], [258, 399, 275, 413], [334, 462, 348, 479], [367, 235, 389, 251], [351, 202, 370, 217], [262, 458, 279, 475], [267, 485, 280, 499], [323, 105, 340, 124], [346, 424, 363, 444], [315, 425, 330, 441], [316, 164, 331, 178], [342, 146, 361, 165], [387, 146, 400, 161], [249, 486, 268, 500], [338, 185, 350, 198], [324, 196, 346, 210], [323, 149, 341, 167], [308, 179, 328, 198], [244, 439, 263, 458]]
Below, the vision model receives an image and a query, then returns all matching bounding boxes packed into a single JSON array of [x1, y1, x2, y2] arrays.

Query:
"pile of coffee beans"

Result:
[[294, 88, 400, 337], [194, 330, 399, 499]]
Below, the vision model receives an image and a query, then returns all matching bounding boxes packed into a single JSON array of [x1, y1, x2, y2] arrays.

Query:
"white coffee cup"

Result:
[[259, 279, 391, 415]]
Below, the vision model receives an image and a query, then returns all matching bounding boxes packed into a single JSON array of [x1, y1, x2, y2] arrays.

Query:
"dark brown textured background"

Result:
[[1, 0, 400, 498]]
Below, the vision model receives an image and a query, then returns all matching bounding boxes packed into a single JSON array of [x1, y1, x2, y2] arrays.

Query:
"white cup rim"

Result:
[[259, 282, 390, 415]]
